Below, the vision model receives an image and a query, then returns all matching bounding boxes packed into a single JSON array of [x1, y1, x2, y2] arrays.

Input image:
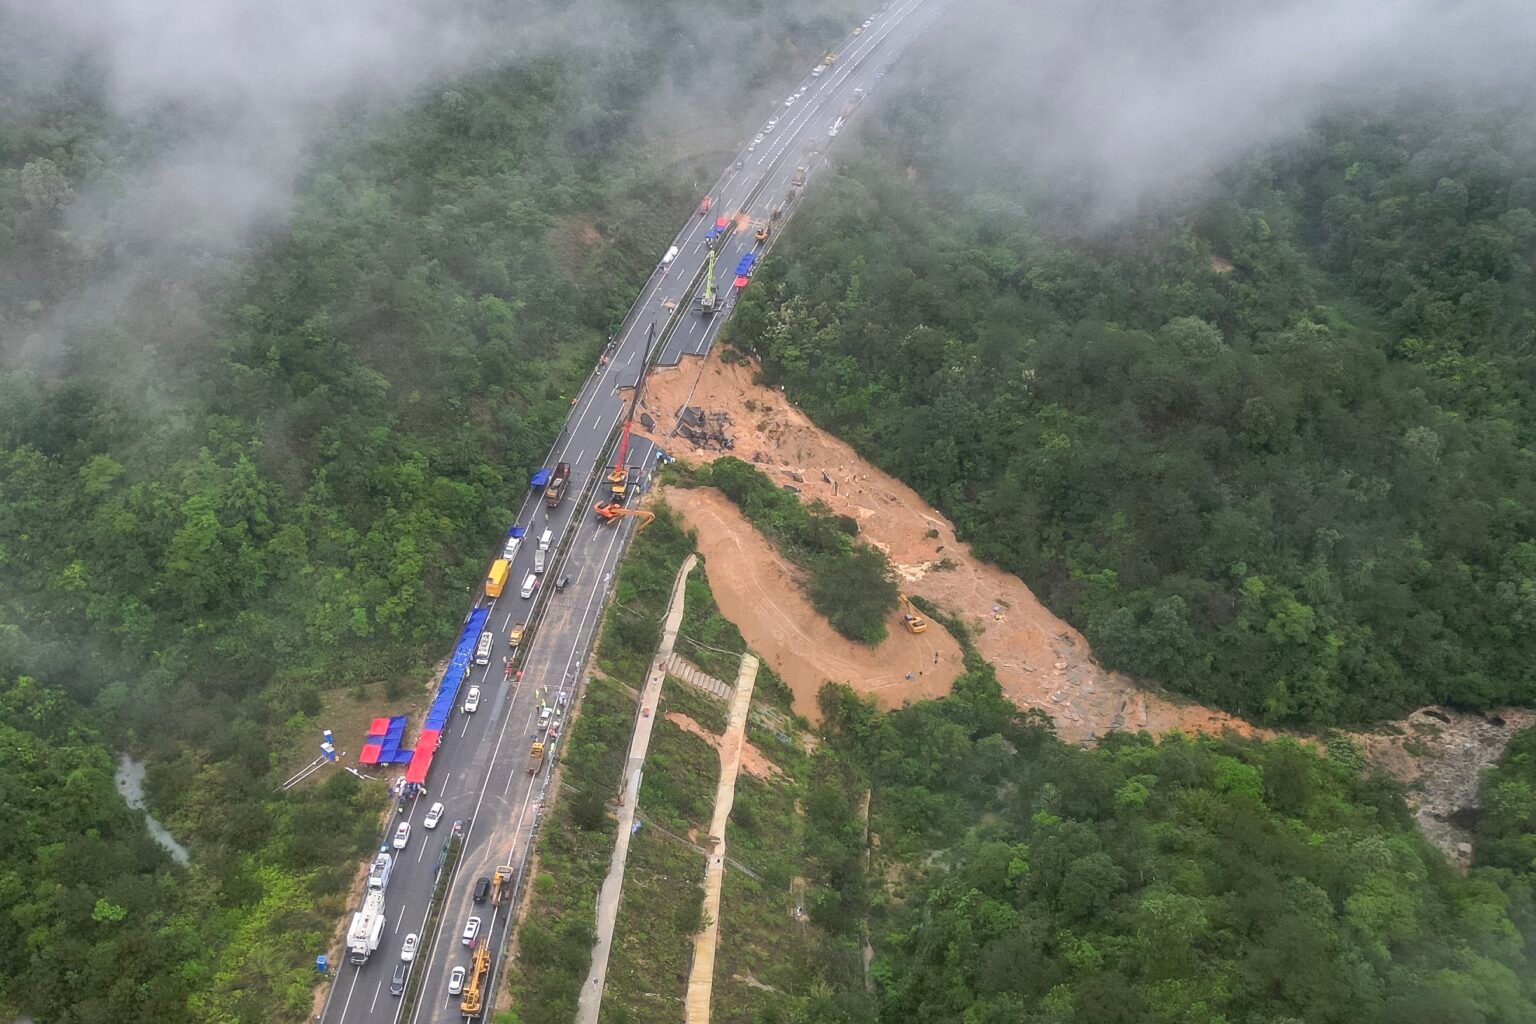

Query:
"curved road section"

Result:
[[318, 4, 944, 1024]]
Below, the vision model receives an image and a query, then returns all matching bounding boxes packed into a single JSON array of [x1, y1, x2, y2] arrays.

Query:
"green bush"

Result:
[[701, 457, 898, 644]]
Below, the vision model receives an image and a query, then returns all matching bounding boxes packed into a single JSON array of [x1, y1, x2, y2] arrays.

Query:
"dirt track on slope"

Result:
[[635, 352, 1258, 743]]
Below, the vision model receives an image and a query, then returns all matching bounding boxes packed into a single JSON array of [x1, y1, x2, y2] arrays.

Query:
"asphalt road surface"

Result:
[[317, 4, 943, 1022]]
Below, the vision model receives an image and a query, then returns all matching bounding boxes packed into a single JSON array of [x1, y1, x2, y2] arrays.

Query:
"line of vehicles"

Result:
[[330, 4, 917, 1017]]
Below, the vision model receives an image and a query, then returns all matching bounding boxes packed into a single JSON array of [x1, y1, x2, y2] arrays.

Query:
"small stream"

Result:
[[114, 755, 190, 865]]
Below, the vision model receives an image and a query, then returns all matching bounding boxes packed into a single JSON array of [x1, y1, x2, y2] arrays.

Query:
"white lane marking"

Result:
[[330, 968, 360, 1023], [502, 612, 512, 631], [368, 979, 383, 1013]]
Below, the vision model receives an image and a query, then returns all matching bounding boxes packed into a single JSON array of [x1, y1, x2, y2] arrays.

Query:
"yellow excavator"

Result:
[[593, 505, 656, 532], [899, 594, 928, 634]]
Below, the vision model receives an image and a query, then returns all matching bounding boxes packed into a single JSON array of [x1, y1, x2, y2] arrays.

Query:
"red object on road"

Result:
[[698, 196, 711, 215]]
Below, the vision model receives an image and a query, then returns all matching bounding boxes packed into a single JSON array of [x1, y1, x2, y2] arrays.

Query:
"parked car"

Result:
[[464, 686, 481, 713], [389, 963, 408, 997], [461, 916, 482, 947], [392, 822, 411, 849], [423, 802, 444, 829], [473, 876, 491, 903], [401, 933, 418, 962], [448, 966, 467, 995]]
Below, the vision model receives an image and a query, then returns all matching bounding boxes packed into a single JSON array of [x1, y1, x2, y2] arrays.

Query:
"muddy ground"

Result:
[[638, 352, 1257, 743], [629, 349, 1529, 860]]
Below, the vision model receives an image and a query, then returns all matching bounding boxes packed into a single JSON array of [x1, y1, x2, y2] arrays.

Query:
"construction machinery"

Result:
[[695, 246, 721, 316], [595, 506, 656, 530], [491, 864, 515, 905], [458, 943, 492, 1017], [899, 594, 928, 634], [755, 222, 769, 244], [526, 739, 546, 775], [792, 166, 807, 188], [595, 322, 657, 520]]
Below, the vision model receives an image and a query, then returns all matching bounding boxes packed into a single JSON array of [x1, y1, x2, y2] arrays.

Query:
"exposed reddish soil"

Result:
[[665, 711, 784, 782], [635, 352, 1259, 742], [666, 488, 964, 722]]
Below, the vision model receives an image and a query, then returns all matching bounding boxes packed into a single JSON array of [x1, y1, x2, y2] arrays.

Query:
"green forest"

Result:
[[4, 0, 1536, 1019], [673, 456, 900, 644], [0, 1, 864, 1020], [814, 660, 1536, 1024], [729, 81, 1536, 726]]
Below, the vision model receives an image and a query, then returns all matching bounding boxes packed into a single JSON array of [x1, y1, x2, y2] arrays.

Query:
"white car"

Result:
[[784, 94, 797, 107], [863, 18, 873, 27], [423, 802, 444, 829], [767, 116, 779, 128], [401, 933, 418, 962], [753, 133, 765, 144], [463, 686, 481, 713], [448, 966, 466, 995], [392, 822, 411, 849], [461, 916, 482, 947]]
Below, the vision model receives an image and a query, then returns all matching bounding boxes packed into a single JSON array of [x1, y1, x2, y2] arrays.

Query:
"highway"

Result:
[[317, 3, 944, 1022]]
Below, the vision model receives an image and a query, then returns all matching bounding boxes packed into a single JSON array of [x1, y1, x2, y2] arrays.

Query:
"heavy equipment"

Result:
[[459, 943, 492, 1017], [695, 245, 721, 316], [595, 322, 657, 519], [899, 594, 928, 634], [594, 506, 656, 530], [526, 739, 546, 776], [491, 864, 515, 905]]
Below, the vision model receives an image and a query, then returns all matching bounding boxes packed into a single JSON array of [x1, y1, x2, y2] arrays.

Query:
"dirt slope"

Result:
[[636, 352, 1259, 743], [668, 488, 963, 721]]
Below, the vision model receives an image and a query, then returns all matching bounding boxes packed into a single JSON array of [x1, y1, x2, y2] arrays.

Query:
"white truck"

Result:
[[366, 851, 394, 893], [347, 891, 387, 964]]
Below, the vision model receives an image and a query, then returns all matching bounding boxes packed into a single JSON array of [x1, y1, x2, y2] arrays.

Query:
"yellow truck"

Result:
[[508, 622, 526, 648], [485, 558, 510, 598]]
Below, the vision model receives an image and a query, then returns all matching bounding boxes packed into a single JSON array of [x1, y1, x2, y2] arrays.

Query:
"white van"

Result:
[[539, 529, 553, 551], [474, 631, 494, 666], [502, 536, 521, 562], [533, 548, 546, 575], [520, 573, 537, 599], [661, 245, 679, 267], [538, 708, 553, 733]]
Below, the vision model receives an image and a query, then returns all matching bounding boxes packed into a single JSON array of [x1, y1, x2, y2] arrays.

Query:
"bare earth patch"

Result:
[[637, 352, 1258, 742], [666, 710, 784, 782], [664, 487, 964, 723], [629, 351, 1532, 861]]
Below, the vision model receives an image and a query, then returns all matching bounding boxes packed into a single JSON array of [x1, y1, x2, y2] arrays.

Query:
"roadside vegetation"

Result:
[[811, 649, 1536, 1023], [728, 49, 1536, 727], [0, 0, 869, 1017], [595, 503, 697, 684], [674, 458, 900, 645], [508, 673, 632, 1022], [601, 718, 718, 1024]]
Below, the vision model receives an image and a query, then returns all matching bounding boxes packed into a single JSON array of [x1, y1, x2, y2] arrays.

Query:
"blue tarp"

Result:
[[424, 607, 489, 732], [508, 525, 526, 539], [530, 467, 552, 489], [735, 252, 757, 275]]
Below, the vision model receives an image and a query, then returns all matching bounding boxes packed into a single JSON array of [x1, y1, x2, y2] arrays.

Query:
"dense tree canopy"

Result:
[[730, 84, 1536, 725], [0, 1, 865, 1019], [814, 656, 1536, 1024]]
